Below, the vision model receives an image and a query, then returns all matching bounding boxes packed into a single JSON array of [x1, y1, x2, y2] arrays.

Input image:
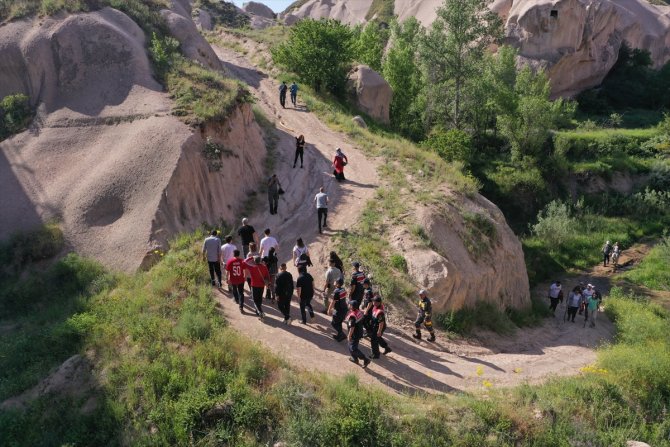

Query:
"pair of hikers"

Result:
[[279, 81, 298, 108], [602, 240, 621, 268], [565, 283, 601, 327]]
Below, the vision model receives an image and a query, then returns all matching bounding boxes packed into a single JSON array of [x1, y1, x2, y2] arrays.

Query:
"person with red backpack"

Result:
[[332, 148, 348, 181], [370, 296, 392, 359], [346, 300, 370, 368]]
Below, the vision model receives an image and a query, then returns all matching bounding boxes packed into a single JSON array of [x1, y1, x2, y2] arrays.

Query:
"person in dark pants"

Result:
[[263, 249, 279, 302], [244, 256, 270, 320], [279, 81, 288, 108], [346, 300, 370, 368], [602, 240, 612, 267], [413, 289, 436, 341], [290, 81, 299, 107], [548, 280, 562, 314], [267, 174, 282, 215], [237, 218, 258, 258], [370, 296, 392, 358], [296, 266, 315, 324], [328, 278, 348, 341], [225, 250, 246, 312], [314, 187, 328, 234], [360, 279, 374, 336], [202, 229, 222, 287], [294, 134, 305, 168], [275, 263, 294, 324], [566, 286, 582, 323], [349, 262, 365, 302]]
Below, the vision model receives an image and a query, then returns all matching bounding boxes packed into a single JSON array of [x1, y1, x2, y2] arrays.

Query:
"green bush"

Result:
[[621, 235, 670, 291], [0, 93, 33, 139], [149, 32, 180, 82], [0, 223, 64, 270], [531, 200, 574, 246], [423, 128, 473, 165], [553, 128, 658, 161]]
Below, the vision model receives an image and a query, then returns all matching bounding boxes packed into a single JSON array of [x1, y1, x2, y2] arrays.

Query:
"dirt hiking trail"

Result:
[[209, 42, 616, 395]]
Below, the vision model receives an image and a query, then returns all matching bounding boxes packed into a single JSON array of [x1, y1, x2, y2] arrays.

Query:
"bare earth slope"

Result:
[[211, 43, 614, 394]]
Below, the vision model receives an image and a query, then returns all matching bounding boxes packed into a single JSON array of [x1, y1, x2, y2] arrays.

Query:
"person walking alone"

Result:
[[332, 148, 348, 182], [267, 174, 282, 215], [346, 300, 371, 368], [275, 263, 294, 325], [413, 289, 436, 341], [290, 81, 299, 107], [602, 240, 612, 267], [370, 296, 392, 358], [314, 187, 329, 234], [237, 218, 258, 258], [279, 81, 288, 108], [328, 278, 348, 341], [293, 134, 305, 169], [225, 250, 246, 312], [202, 230, 222, 287], [296, 266, 315, 324]]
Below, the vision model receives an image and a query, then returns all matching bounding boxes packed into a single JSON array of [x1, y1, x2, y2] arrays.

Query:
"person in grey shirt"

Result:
[[202, 229, 222, 287], [314, 187, 329, 234], [323, 259, 342, 313]]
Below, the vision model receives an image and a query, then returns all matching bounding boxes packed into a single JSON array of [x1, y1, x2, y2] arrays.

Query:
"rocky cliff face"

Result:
[[0, 7, 266, 271]]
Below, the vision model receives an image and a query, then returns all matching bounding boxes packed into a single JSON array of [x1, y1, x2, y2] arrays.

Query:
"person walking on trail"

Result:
[[323, 259, 342, 313], [370, 296, 392, 358], [361, 278, 374, 336], [314, 187, 329, 234], [267, 174, 283, 215], [293, 134, 305, 168], [221, 235, 237, 293], [602, 240, 612, 267], [346, 300, 371, 368], [586, 290, 599, 328], [237, 218, 258, 258], [226, 250, 246, 311], [413, 290, 436, 342], [263, 248, 279, 302], [611, 242, 621, 269], [582, 284, 595, 324], [333, 148, 348, 182], [244, 256, 270, 320], [328, 277, 348, 341], [292, 238, 312, 270], [566, 286, 582, 323], [349, 262, 366, 302], [279, 81, 288, 108], [329, 251, 344, 276], [259, 228, 279, 258], [548, 280, 562, 314], [275, 263, 294, 325], [296, 266, 315, 324], [202, 230, 222, 287], [290, 81, 299, 107]]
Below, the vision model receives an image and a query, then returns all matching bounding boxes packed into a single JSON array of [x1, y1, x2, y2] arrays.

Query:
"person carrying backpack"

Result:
[[290, 81, 299, 107], [346, 300, 371, 368], [263, 248, 279, 302], [413, 290, 436, 341], [292, 238, 312, 271], [370, 296, 392, 358], [332, 148, 348, 181], [602, 240, 612, 267], [279, 81, 288, 108], [328, 278, 348, 341]]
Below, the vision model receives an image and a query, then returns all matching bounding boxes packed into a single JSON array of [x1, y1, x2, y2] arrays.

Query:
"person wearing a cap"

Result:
[[350, 262, 366, 302], [413, 289, 436, 342], [328, 277, 348, 341], [346, 300, 371, 368], [370, 295, 392, 358], [360, 278, 374, 336]]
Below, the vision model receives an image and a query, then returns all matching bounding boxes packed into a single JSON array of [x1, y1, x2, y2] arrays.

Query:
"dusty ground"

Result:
[[210, 42, 617, 395]]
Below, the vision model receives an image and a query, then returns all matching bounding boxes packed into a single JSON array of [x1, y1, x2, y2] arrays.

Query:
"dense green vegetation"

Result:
[[0, 93, 33, 140], [621, 234, 670, 291]]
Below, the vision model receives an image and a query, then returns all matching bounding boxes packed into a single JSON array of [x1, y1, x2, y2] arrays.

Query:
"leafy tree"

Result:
[[419, 0, 502, 131], [422, 128, 473, 165], [272, 19, 354, 95], [353, 22, 389, 72], [382, 18, 426, 140]]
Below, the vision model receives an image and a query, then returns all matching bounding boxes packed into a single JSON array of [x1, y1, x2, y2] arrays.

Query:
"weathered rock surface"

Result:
[[243, 1, 275, 19], [391, 190, 530, 312], [352, 115, 367, 128], [347, 65, 392, 125], [280, 0, 373, 25], [626, 442, 652, 447], [193, 7, 213, 31], [0, 8, 266, 271]]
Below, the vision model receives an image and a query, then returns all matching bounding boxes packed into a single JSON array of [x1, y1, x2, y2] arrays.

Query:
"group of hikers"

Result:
[[279, 81, 299, 109], [548, 280, 603, 328], [601, 240, 622, 269]]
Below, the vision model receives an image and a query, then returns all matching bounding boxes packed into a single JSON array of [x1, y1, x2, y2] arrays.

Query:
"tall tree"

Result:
[[354, 22, 389, 72], [420, 0, 502, 131]]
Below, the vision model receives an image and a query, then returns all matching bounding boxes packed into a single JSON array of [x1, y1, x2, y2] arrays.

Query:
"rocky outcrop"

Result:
[[193, 7, 213, 31], [391, 190, 530, 312], [347, 65, 392, 125], [243, 1, 275, 19], [280, 0, 373, 25], [0, 8, 266, 272]]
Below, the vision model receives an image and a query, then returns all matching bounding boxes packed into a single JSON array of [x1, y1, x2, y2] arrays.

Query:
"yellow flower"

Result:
[[482, 380, 493, 388], [476, 366, 484, 377], [513, 367, 522, 374]]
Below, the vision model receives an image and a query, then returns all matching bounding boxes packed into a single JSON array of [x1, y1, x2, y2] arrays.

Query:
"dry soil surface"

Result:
[[209, 43, 616, 395]]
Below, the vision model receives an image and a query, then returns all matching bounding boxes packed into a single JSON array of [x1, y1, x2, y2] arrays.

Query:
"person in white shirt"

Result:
[[548, 280, 562, 314], [292, 237, 310, 269], [259, 228, 279, 257], [314, 187, 329, 234], [220, 235, 237, 292]]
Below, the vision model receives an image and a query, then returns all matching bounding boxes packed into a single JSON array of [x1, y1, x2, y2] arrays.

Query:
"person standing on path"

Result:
[[611, 242, 621, 269], [349, 262, 366, 302], [267, 174, 282, 215], [296, 266, 315, 324], [548, 280, 562, 314], [328, 278, 348, 341], [566, 286, 582, 323], [413, 290, 436, 341], [290, 81, 299, 107], [275, 263, 294, 324], [202, 230, 222, 287], [293, 135, 305, 168], [602, 240, 612, 267], [221, 235, 237, 293], [314, 187, 329, 234], [346, 300, 371, 368], [586, 291, 599, 328], [225, 249, 246, 312], [323, 259, 342, 313], [259, 228, 279, 258], [237, 218, 258, 258], [244, 256, 270, 320], [279, 81, 288, 108], [370, 296, 392, 358], [292, 238, 311, 270], [263, 248, 279, 302], [332, 148, 348, 182]]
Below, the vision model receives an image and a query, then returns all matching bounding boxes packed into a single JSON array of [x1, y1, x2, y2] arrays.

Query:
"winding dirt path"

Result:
[[209, 42, 616, 394]]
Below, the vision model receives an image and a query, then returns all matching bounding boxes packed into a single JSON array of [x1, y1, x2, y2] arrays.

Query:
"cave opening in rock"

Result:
[[550, 9, 558, 18]]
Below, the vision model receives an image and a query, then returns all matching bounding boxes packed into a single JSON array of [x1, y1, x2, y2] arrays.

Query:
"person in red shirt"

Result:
[[225, 250, 246, 312], [244, 256, 270, 320], [332, 148, 348, 181]]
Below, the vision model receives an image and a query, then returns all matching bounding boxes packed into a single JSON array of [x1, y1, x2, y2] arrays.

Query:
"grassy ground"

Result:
[[620, 235, 670, 291], [2, 227, 670, 446]]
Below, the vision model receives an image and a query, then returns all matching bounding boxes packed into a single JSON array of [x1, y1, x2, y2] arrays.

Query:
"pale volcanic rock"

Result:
[[243, 1, 276, 19], [280, 0, 373, 25], [347, 65, 392, 125]]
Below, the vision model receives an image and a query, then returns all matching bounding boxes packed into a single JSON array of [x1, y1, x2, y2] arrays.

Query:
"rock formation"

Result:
[[243, 1, 276, 19], [347, 65, 392, 125], [193, 7, 214, 31], [280, 0, 373, 25], [0, 7, 266, 272]]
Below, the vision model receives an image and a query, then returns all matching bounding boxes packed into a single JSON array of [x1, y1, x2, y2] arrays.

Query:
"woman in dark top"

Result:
[[294, 134, 305, 168], [264, 247, 279, 302]]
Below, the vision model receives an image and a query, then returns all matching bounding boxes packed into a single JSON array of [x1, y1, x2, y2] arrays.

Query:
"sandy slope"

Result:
[[210, 43, 615, 394]]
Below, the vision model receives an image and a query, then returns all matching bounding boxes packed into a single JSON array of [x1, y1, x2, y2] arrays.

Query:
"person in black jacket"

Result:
[[296, 266, 315, 324], [294, 134, 305, 168], [275, 263, 294, 325]]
